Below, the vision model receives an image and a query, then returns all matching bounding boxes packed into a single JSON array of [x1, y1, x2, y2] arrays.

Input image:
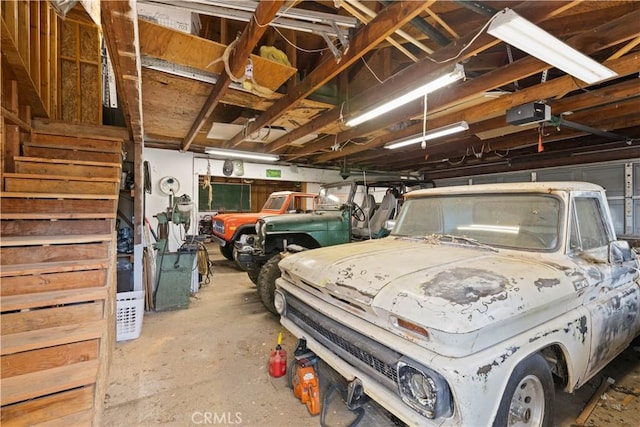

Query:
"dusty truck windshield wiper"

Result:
[[429, 234, 498, 252]]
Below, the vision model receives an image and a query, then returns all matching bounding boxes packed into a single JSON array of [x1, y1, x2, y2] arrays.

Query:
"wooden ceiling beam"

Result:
[[420, 143, 640, 180], [345, 84, 640, 169], [181, 0, 284, 151], [222, 0, 430, 149], [377, 101, 640, 170], [266, 1, 575, 156], [101, 0, 144, 144], [311, 7, 640, 164], [329, 54, 640, 164]]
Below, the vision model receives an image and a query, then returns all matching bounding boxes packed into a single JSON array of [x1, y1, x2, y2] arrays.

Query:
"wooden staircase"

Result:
[[1, 131, 123, 426]]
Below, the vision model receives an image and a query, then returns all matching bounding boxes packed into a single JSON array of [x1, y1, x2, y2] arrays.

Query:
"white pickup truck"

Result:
[[274, 182, 640, 426]]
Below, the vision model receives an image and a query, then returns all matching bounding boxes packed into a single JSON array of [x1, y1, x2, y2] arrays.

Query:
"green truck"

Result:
[[235, 179, 433, 313]]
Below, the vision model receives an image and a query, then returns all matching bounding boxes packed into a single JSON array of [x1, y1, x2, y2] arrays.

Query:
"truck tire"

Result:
[[219, 243, 234, 260], [493, 352, 554, 427], [247, 266, 260, 286], [257, 254, 282, 315]]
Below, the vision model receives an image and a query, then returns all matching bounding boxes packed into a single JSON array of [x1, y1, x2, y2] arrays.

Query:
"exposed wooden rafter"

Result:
[[101, 0, 144, 145], [222, 0, 431, 149], [181, 0, 285, 151]]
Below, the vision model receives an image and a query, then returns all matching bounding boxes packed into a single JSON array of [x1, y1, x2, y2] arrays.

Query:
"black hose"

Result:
[[320, 382, 365, 427]]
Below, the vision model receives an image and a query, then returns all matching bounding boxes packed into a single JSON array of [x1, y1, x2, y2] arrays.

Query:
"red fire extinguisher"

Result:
[[269, 332, 287, 378]]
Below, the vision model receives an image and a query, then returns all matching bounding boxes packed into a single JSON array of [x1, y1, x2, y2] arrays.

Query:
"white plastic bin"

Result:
[[116, 291, 145, 341]]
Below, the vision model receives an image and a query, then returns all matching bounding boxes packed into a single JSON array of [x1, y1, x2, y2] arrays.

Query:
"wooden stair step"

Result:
[[1, 242, 110, 266], [0, 191, 117, 199], [4, 175, 118, 195], [1, 359, 100, 406], [1, 194, 117, 220], [1, 219, 114, 237], [22, 146, 122, 163], [0, 212, 116, 220], [1, 320, 105, 356], [0, 259, 110, 278], [4, 173, 119, 183], [15, 156, 122, 179], [29, 132, 122, 153], [0, 386, 95, 426], [0, 234, 113, 248], [14, 156, 121, 168], [1, 287, 108, 312], [1, 269, 107, 296]]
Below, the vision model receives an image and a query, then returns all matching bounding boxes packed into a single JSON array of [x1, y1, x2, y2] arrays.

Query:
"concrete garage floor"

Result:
[[103, 247, 640, 427]]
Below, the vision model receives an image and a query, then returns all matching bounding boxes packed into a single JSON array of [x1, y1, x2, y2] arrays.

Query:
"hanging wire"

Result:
[[447, 155, 466, 165], [338, 101, 345, 124], [252, 1, 297, 28], [273, 26, 330, 53], [494, 148, 510, 158], [427, 13, 500, 64], [360, 57, 384, 84]]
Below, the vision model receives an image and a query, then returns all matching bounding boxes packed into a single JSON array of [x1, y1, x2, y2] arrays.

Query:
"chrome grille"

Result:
[[287, 296, 399, 385]]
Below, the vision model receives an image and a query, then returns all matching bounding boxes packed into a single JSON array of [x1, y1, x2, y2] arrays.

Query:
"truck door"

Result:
[[569, 193, 640, 382]]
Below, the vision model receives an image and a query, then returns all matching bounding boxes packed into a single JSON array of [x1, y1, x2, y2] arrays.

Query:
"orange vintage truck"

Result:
[[210, 191, 316, 262]]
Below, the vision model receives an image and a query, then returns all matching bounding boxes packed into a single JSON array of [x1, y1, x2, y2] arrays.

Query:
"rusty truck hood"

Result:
[[280, 237, 585, 356]]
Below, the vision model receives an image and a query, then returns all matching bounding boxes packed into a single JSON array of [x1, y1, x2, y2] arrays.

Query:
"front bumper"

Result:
[[209, 233, 227, 246], [233, 240, 271, 271], [278, 289, 457, 426], [280, 316, 435, 426]]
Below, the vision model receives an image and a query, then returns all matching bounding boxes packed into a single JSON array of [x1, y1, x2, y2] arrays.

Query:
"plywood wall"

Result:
[[59, 11, 101, 125]]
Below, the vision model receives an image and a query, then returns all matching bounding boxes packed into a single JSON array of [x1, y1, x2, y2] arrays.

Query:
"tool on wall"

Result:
[[269, 332, 287, 378], [289, 338, 321, 416]]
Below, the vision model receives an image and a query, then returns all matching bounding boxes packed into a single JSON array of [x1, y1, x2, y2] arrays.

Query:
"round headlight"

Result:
[[274, 290, 286, 315], [409, 374, 437, 407]]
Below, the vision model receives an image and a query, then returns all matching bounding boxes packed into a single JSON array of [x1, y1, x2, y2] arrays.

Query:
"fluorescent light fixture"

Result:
[[384, 121, 469, 149], [487, 8, 617, 84], [204, 148, 279, 162], [346, 64, 465, 127]]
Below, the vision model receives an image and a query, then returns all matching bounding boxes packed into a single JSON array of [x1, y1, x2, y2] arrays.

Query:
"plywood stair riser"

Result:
[[15, 157, 122, 179], [1, 241, 110, 266], [4, 174, 119, 195], [1, 269, 107, 297], [1, 386, 95, 427], [0, 195, 117, 220], [1, 219, 114, 237], [1, 128, 122, 426], [22, 146, 122, 164], [29, 133, 122, 153]]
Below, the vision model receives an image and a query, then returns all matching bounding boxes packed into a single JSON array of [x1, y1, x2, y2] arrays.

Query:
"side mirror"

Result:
[[609, 240, 632, 264]]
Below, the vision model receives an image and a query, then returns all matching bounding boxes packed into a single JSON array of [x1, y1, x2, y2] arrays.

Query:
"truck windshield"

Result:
[[317, 184, 353, 210], [262, 195, 287, 211], [392, 194, 561, 251]]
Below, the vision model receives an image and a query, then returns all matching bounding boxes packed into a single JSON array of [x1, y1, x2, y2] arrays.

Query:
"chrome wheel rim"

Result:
[[508, 374, 545, 426]]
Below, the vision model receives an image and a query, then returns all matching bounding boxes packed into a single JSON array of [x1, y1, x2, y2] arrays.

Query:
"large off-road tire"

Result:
[[257, 254, 282, 315], [493, 353, 554, 427], [219, 243, 234, 260], [247, 266, 261, 285]]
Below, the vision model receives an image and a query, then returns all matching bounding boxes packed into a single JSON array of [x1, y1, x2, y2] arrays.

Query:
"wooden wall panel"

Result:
[[58, 15, 100, 125]]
